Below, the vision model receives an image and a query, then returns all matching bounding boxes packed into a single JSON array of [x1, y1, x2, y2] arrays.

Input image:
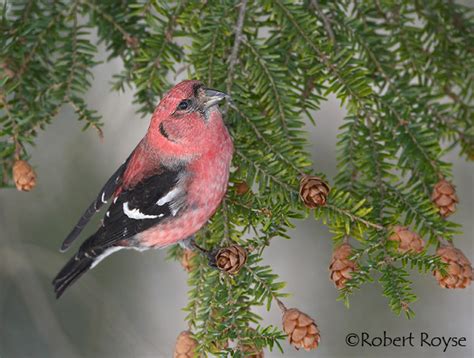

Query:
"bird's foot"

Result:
[[181, 235, 217, 267], [192, 240, 218, 267]]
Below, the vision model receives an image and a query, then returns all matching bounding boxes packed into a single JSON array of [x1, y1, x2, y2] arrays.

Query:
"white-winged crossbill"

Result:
[[53, 80, 233, 298]]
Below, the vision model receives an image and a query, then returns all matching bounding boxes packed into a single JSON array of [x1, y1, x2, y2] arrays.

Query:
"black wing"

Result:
[[79, 164, 186, 251], [53, 164, 187, 298], [60, 157, 131, 252]]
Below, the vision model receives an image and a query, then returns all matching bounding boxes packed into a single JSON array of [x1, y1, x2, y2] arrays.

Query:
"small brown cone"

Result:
[[180, 249, 197, 272], [215, 245, 247, 274], [433, 246, 473, 289], [260, 208, 272, 217], [467, 150, 474, 161], [235, 181, 250, 195], [431, 179, 458, 217], [387, 226, 425, 254], [240, 328, 264, 357], [241, 344, 264, 357], [124, 34, 139, 49], [210, 339, 229, 354], [329, 243, 357, 289], [174, 331, 198, 358], [0, 61, 15, 79], [13, 160, 37, 191], [282, 308, 320, 351], [299, 175, 330, 208]]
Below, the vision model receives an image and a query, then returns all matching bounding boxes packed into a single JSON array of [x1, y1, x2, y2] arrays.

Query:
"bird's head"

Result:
[[147, 80, 230, 158]]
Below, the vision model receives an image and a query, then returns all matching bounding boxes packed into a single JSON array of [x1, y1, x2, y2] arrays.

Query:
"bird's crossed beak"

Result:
[[202, 88, 230, 110]]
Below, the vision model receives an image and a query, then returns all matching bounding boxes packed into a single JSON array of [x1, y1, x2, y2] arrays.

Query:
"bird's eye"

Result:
[[177, 99, 191, 111]]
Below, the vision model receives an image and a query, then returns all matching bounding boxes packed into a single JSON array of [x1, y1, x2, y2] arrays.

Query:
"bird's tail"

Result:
[[52, 250, 95, 299]]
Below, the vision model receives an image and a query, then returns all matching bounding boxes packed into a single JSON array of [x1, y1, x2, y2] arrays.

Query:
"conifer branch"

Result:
[[3, 1, 472, 354]]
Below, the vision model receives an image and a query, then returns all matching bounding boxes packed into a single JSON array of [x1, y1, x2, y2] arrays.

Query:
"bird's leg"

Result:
[[181, 235, 217, 267], [179, 235, 196, 250]]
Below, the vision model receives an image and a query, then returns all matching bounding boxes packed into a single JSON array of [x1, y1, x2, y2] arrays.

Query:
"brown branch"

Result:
[[309, 0, 335, 44], [12, 0, 79, 88], [235, 150, 296, 193], [63, 4, 79, 98], [81, 0, 139, 53], [245, 266, 287, 313], [15, 10, 67, 81], [67, 99, 104, 139], [242, 39, 289, 136], [226, 0, 248, 94], [0, 89, 21, 160], [221, 198, 231, 243], [325, 204, 385, 231]]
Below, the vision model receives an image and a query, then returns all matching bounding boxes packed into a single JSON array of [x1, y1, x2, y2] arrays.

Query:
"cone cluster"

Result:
[[431, 179, 458, 217], [214, 245, 247, 274], [329, 243, 357, 289], [282, 308, 320, 351], [174, 331, 198, 358], [388, 226, 425, 254], [180, 249, 197, 272], [13, 160, 36, 191], [299, 175, 330, 208], [434, 246, 473, 289]]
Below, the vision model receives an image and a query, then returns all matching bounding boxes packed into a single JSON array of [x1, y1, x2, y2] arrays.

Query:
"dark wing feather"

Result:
[[60, 156, 131, 252], [79, 164, 185, 252], [53, 163, 186, 298]]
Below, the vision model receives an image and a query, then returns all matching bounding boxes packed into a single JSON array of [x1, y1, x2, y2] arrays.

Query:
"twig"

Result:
[[245, 266, 287, 313], [0, 89, 21, 160], [174, 63, 191, 80], [63, 2, 79, 98], [67, 98, 104, 139], [236, 149, 385, 232], [231, 103, 304, 175], [81, 0, 139, 53], [226, 0, 248, 95], [366, 117, 385, 222], [275, 296, 288, 313], [221, 198, 231, 243], [242, 39, 289, 136], [15, 8, 70, 81], [326, 204, 385, 231], [309, 0, 336, 44], [235, 150, 296, 193]]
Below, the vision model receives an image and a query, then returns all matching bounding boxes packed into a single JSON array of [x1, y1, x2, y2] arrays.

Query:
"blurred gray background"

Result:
[[0, 41, 473, 357]]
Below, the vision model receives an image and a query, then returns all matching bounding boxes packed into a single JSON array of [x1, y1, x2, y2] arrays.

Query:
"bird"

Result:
[[52, 80, 233, 298]]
